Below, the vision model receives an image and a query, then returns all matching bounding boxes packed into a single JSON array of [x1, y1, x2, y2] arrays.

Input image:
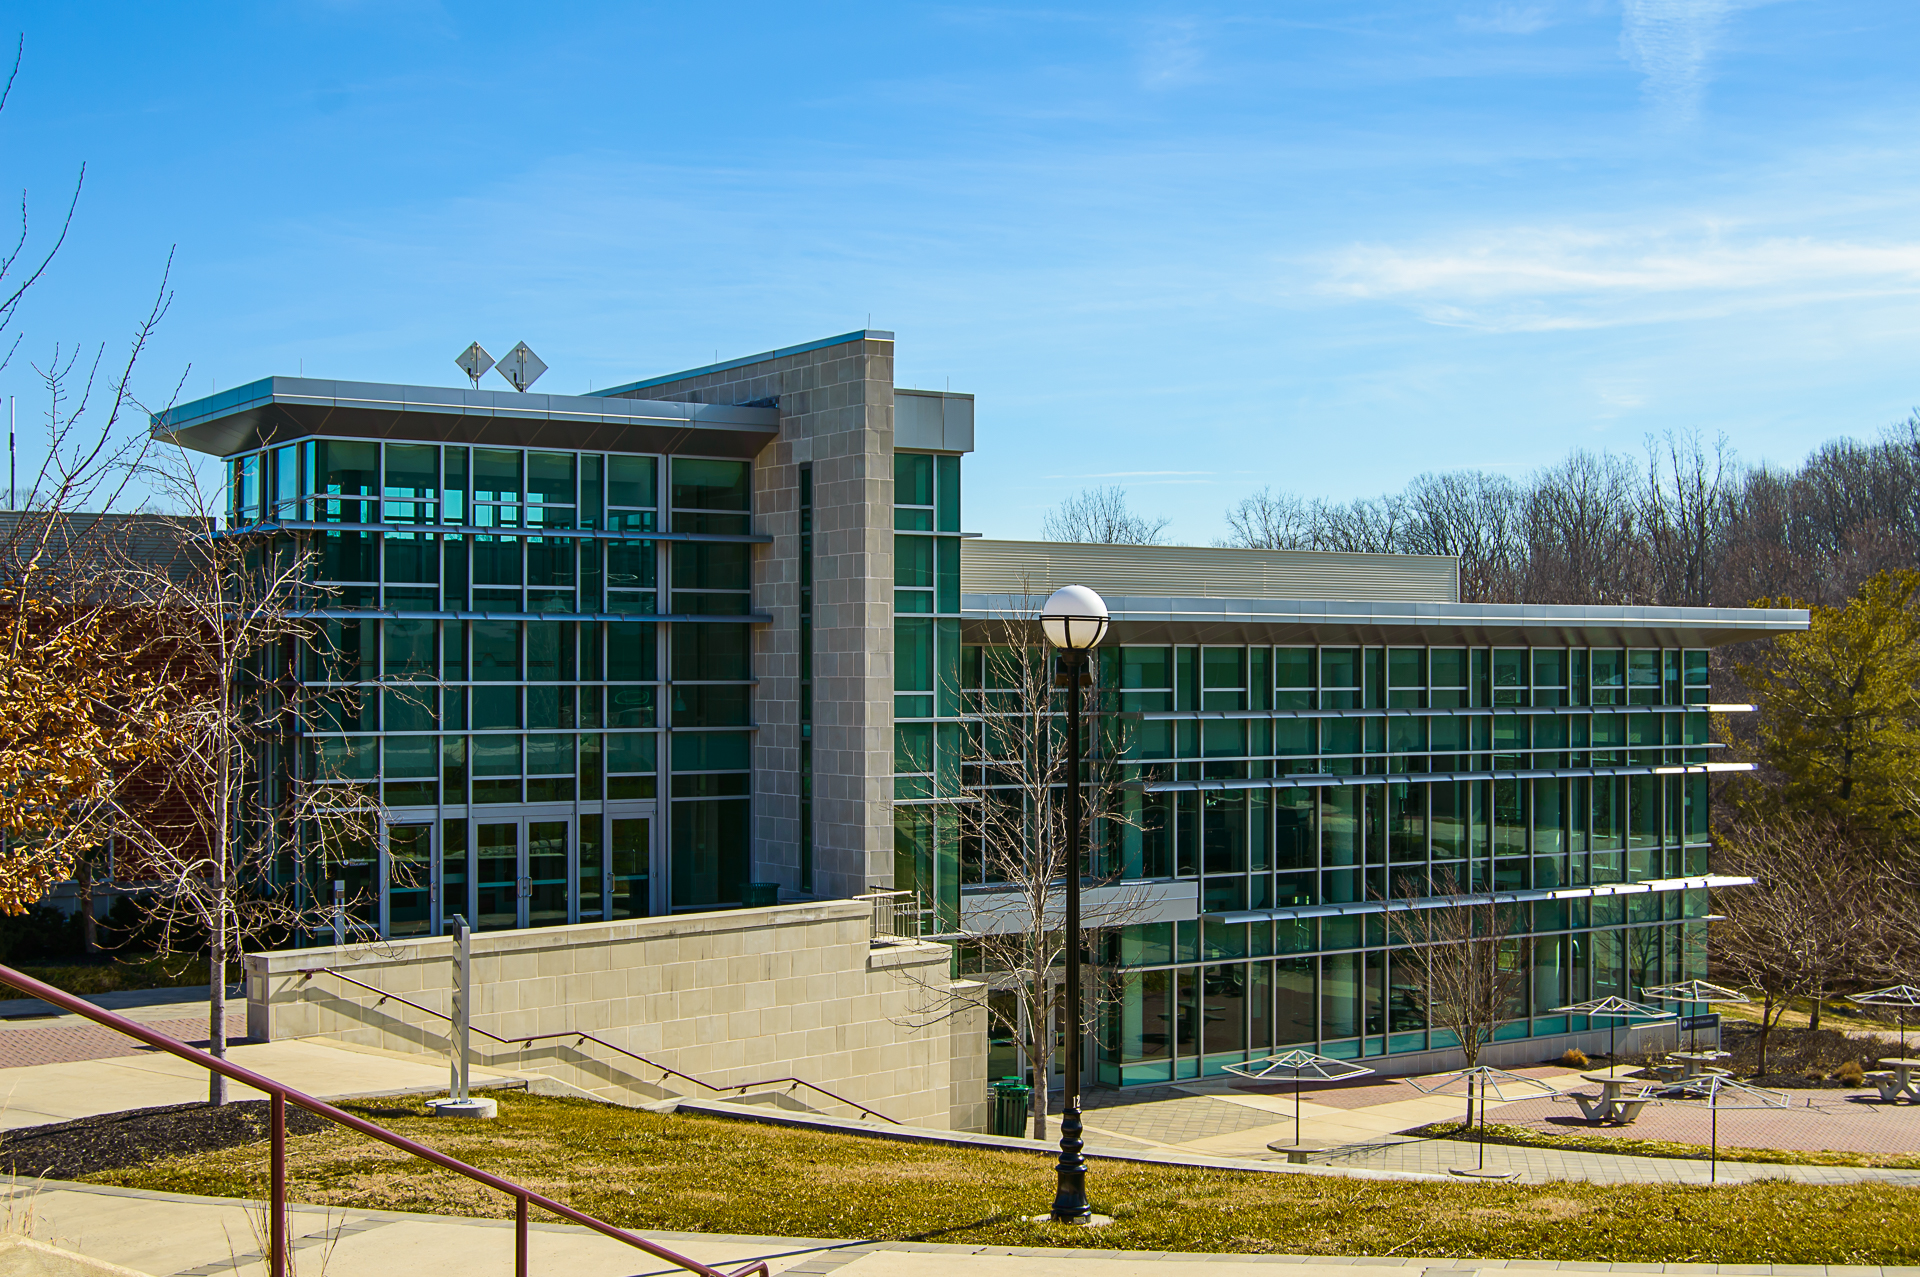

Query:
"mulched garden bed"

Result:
[[0, 1100, 328, 1181]]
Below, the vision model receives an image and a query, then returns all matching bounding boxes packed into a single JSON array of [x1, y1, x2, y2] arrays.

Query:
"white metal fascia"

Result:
[[1212, 874, 1753, 926], [958, 879, 1200, 937]]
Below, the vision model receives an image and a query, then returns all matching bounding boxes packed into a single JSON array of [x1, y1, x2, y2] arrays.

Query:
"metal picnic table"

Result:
[[1870, 1057, 1920, 1103], [1572, 1072, 1654, 1125], [1668, 1050, 1731, 1078]]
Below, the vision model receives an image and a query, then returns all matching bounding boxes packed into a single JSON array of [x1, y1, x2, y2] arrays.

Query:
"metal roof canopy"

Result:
[[1644, 980, 1751, 1005], [1554, 996, 1678, 1021], [1647, 1074, 1794, 1183], [151, 377, 780, 459], [1404, 1065, 1562, 1176], [1225, 1050, 1376, 1149]]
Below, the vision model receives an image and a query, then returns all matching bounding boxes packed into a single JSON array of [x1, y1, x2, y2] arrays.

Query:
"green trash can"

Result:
[[741, 882, 780, 908], [990, 1077, 1032, 1138]]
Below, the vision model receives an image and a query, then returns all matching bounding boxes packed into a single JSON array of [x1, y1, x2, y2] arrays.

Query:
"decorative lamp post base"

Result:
[[1051, 1102, 1092, 1223], [427, 1096, 497, 1119], [1029, 1214, 1115, 1227]]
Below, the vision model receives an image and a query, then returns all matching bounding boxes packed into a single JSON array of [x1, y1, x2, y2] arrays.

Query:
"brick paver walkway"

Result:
[[0, 1014, 248, 1069], [1080, 1092, 1291, 1144], [1489, 1086, 1920, 1156], [1231, 1065, 1576, 1112]]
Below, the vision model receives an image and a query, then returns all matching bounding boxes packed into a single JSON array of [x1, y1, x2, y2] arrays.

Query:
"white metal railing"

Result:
[[858, 889, 929, 942]]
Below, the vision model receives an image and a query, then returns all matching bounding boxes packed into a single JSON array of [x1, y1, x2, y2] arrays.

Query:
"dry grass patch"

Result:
[[79, 1092, 1920, 1263]]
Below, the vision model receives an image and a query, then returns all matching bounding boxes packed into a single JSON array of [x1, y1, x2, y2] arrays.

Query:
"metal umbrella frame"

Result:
[[1647, 1073, 1792, 1184], [1225, 1050, 1375, 1147], [1552, 996, 1677, 1064], [1402, 1065, 1561, 1176], [1643, 980, 1751, 1054], [1847, 985, 1920, 1051]]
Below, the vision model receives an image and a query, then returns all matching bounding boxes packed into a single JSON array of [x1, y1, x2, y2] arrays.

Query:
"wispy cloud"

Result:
[[1619, 0, 1736, 126], [1137, 18, 1208, 89], [1457, 5, 1556, 36], [1316, 222, 1920, 332]]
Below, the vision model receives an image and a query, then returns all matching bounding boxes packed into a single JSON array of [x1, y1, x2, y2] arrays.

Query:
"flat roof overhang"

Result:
[[961, 593, 1810, 649], [150, 377, 780, 459]]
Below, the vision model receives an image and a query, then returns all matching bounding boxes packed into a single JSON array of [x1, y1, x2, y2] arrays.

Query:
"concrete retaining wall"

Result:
[[244, 899, 990, 1131]]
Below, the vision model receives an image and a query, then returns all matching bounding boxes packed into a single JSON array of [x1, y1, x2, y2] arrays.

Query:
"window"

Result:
[[671, 458, 749, 534], [1320, 649, 1359, 710]]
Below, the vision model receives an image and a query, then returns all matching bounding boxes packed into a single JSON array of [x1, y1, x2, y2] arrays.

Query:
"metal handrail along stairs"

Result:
[[0, 963, 771, 1277], [295, 964, 901, 1123]]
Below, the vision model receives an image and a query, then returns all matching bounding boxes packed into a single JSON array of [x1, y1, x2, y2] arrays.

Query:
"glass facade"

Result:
[[202, 366, 1745, 1091], [1078, 641, 1715, 1084], [224, 438, 758, 938], [892, 449, 966, 937]]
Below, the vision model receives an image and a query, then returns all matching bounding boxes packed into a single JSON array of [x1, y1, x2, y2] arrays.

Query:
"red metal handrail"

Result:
[[296, 965, 902, 1124], [0, 964, 768, 1277]]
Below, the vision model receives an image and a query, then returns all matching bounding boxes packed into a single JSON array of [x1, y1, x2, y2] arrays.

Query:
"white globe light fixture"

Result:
[[1041, 584, 1110, 652], [1038, 582, 1108, 1226]]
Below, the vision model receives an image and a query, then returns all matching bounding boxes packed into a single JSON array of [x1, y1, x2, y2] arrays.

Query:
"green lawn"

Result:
[[84, 1093, 1920, 1263]]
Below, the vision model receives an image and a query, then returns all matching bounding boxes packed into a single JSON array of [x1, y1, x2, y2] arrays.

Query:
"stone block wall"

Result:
[[244, 899, 988, 1131]]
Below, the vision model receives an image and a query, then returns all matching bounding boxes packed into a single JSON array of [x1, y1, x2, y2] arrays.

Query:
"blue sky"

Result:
[[4, 1, 1919, 539]]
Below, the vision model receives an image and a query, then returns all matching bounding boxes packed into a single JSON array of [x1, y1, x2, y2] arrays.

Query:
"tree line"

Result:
[[1052, 421, 1920, 610]]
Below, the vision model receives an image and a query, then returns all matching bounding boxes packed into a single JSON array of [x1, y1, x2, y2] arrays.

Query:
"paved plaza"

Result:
[[1052, 1064, 1920, 1184], [0, 988, 526, 1130], [1487, 1086, 1919, 1156]]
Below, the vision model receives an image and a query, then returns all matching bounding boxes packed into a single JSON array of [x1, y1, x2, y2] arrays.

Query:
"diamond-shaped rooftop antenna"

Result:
[[455, 342, 494, 389], [496, 342, 546, 392]]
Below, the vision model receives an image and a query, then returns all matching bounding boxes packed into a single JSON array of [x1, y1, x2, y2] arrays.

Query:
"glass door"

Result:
[[473, 817, 572, 930], [386, 823, 434, 938], [476, 821, 520, 931], [608, 816, 650, 919], [526, 819, 569, 927]]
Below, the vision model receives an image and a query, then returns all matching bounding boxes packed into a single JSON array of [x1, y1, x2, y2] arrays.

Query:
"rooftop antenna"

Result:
[[495, 342, 547, 392], [455, 343, 495, 389], [7, 396, 13, 511]]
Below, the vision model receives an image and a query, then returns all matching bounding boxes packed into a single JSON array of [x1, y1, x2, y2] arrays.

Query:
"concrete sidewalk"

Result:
[[0, 1037, 527, 1129], [0, 984, 238, 1028], [5, 1180, 837, 1277], [12, 1179, 1920, 1277]]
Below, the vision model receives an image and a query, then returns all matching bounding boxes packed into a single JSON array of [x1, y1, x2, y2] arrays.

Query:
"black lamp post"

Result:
[[1040, 584, 1110, 1226]]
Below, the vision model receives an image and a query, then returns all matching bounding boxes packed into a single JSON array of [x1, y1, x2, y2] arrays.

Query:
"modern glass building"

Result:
[[153, 329, 1805, 1086]]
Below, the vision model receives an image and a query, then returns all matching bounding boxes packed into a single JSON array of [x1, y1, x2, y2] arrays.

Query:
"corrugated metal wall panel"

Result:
[[959, 539, 1459, 604]]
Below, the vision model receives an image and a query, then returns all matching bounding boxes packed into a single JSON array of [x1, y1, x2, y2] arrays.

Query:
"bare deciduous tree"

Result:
[[948, 603, 1147, 1140], [1712, 813, 1908, 1073], [1042, 486, 1170, 546], [1220, 487, 1317, 550], [1382, 869, 1529, 1122], [1642, 429, 1736, 609], [1215, 410, 1920, 614], [117, 445, 390, 1103]]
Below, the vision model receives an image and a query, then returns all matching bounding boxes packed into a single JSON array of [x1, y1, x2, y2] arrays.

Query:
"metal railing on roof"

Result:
[[855, 889, 932, 943], [0, 962, 766, 1277]]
